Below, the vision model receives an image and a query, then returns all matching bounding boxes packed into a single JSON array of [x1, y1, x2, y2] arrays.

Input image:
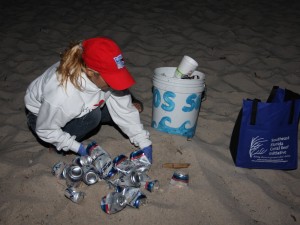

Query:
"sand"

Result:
[[0, 0, 299, 224]]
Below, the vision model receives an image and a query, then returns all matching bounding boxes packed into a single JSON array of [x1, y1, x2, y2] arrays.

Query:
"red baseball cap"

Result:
[[82, 37, 135, 90]]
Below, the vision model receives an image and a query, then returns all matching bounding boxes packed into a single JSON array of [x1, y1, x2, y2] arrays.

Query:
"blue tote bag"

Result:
[[230, 86, 300, 169]]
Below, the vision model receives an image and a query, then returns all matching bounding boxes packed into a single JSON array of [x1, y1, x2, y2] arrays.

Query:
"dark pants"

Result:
[[26, 105, 113, 146]]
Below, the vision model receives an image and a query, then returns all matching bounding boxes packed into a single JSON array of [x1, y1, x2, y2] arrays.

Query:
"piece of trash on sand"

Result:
[[169, 170, 189, 188], [162, 163, 190, 169]]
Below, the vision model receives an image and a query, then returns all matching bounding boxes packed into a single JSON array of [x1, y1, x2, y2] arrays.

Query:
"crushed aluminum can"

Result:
[[114, 171, 141, 188], [130, 149, 151, 168], [93, 153, 113, 180], [51, 161, 68, 179], [61, 165, 69, 179], [87, 141, 108, 161], [139, 173, 159, 192], [64, 187, 85, 204], [105, 167, 118, 180], [134, 164, 150, 174], [101, 192, 127, 214], [118, 187, 147, 208], [82, 165, 99, 185], [113, 154, 135, 175], [86, 142, 113, 179], [72, 155, 93, 167], [142, 180, 159, 192], [72, 156, 81, 166], [169, 171, 189, 187], [66, 165, 83, 188], [128, 191, 147, 208]]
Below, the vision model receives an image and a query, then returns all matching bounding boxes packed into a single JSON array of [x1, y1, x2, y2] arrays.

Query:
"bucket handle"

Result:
[[201, 84, 207, 102]]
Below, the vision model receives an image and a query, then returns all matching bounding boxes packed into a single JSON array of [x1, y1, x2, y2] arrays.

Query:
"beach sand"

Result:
[[0, 0, 299, 224]]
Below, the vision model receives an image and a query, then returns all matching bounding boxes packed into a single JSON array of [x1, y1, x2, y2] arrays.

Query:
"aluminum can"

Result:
[[72, 156, 81, 166], [118, 187, 147, 208], [82, 165, 99, 185], [64, 187, 85, 204], [93, 153, 113, 179], [138, 172, 160, 192], [134, 164, 150, 174], [66, 165, 83, 188], [113, 154, 135, 175], [101, 192, 127, 214], [169, 170, 189, 187], [142, 180, 159, 192], [59, 165, 69, 179], [129, 149, 151, 169], [87, 141, 107, 160], [105, 167, 118, 179], [72, 155, 93, 167], [112, 170, 141, 188], [51, 161, 68, 179]]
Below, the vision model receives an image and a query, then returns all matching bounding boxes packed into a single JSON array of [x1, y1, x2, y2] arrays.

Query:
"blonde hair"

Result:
[[57, 41, 87, 91]]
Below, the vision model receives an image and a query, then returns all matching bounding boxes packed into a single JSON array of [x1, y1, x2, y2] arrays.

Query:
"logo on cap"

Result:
[[114, 54, 125, 69]]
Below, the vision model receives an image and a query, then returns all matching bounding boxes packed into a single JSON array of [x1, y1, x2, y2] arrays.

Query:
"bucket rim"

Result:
[[154, 66, 206, 81], [154, 67, 205, 84]]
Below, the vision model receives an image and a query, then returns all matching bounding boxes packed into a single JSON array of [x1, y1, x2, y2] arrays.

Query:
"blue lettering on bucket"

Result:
[[182, 94, 201, 112], [153, 87, 175, 112], [153, 87, 161, 108], [162, 91, 176, 112], [151, 116, 196, 138], [153, 87, 202, 113]]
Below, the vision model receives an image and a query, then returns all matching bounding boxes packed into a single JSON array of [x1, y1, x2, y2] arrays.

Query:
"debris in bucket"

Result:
[[51, 141, 158, 214], [174, 55, 199, 79], [181, 74, 201, 79]]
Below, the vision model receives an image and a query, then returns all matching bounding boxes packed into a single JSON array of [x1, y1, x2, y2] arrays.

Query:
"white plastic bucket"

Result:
[[152, 67, 206, 138]]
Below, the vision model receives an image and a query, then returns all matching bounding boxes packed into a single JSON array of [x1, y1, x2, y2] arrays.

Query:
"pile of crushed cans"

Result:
[[51, 141, 159, 214]]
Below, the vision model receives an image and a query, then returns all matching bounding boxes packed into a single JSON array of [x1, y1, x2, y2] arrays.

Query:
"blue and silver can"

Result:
[[130, 149, 151, 168], [142, 180, 159, 192], [170, 171, 189, 187], [113, 154, 135, 175], [87, 141, 108, 161], [66, 165, 83, 188], [93, 154, 113, 179], [114, 171, 141, 188], [118, 187, 147, 208], [82, 165, 99, 185], [64, 187, 85, 204], [101, 192, 127, 214], [51, 161, 68, 179], [72, 155, 93, 167]]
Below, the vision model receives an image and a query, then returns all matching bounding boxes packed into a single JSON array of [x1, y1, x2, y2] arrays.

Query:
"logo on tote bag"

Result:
[[249, 136, 268, 158], [249, 135, 291, 159]]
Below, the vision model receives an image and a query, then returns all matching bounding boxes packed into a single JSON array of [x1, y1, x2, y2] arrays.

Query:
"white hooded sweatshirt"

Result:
[[24, 62, 151, 153]]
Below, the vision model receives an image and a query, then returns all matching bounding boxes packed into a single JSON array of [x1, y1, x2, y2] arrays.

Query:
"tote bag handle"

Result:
[[250, 98, 295, 125], [267, 85, 300, 102]]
